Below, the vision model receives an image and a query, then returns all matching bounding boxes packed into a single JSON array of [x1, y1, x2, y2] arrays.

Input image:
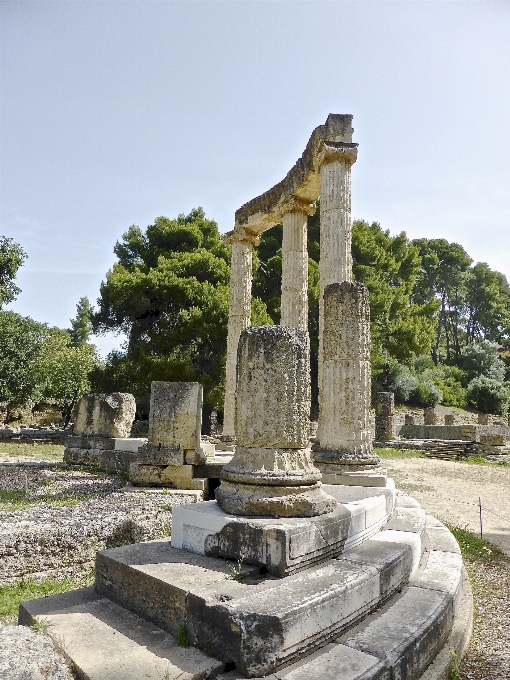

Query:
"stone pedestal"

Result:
[[216, 326, 336, 517], [223, 229, 259, 438], [405, 414, 415, 426], [375, 392, 397, 442], [445, 414, 455, 426], [129, 382, 207, 493], [314, 283, 380, 476], [64, 393, 139, 471], [478, 413, 490, 425]]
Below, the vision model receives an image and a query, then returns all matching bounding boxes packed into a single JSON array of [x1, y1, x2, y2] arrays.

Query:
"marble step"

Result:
[[215, 516, 471, 680]]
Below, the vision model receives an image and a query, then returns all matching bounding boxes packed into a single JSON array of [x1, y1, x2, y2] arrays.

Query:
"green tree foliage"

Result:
[[69, 296, 94, 346], [0, 312, 47, 408], [0, 236, 27, 309], [466, 375, 510, 415], [35, 329, 99, 423], [92, 209, 269, 411]]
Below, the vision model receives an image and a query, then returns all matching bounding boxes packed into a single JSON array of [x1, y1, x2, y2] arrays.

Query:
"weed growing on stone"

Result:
[[31, 617, 53, 633], [226, 552, 247, 582], [444, 523, 504, 564], [176, 625, 190, 647], [0, 571, 95, 625]]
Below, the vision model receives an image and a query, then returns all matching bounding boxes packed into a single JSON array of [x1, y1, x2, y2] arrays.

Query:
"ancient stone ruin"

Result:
[[18, 115, 472, 680], [129, 381, 208, 493], [63, 392, 144, 471]]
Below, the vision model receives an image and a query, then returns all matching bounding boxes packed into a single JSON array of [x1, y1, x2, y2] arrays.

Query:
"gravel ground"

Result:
[[383, 456, 510, 680], [0, 623, 74, 679]]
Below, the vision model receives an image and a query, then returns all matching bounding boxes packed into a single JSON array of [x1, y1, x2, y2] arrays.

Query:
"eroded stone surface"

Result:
[[72, 393, 135, 438], [315, 283, 378, 467], [217, 326, 335, 517], [148, 382, 202, 451]]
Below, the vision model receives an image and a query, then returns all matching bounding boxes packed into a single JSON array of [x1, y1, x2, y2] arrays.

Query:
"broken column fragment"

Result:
[[216, 325, 336, 517], [129, 382, 206, 492], [314, 282, 380, 477], [375, 392, 397, 442]]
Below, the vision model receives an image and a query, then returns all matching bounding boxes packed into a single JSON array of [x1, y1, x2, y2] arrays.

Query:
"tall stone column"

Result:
[[280, 198, 314, 330], [314, 282, 379, 470], [216, 326, 336, 517], [316, 142, 358, 442], [223, 229, 259, 438]]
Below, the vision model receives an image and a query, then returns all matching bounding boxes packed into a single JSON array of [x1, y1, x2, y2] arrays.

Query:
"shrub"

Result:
[[466, 375, 510, 415]]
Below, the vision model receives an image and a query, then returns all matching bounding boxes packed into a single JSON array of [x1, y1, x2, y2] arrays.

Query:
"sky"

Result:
[[2, 0, 509, 357]]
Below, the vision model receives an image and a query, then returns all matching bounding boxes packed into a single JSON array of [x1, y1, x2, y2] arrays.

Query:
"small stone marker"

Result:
[[72, 393, 136, 438], [424, 407, 437, 426], [405, 414, 415, 426], [444, 414, 454, 426], [216, 325, 336, 517], [375, 393, 397, 442], [478, 413, 490, 425]]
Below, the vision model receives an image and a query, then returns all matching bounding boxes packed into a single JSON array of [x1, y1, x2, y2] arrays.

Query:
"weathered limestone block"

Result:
[[405, 414, 416, 426], [479, 434, 505, 446], [478, 413, 490, 425], [148, 382, 202, 451], [129, 462, 207, 492], [72, 393, 135, 438], [216, 326, 336, 517], [445, 414, 455, 426], [424, 407, 438, 426], [375, 392, 397, 443], [315, 283, 379, 467]]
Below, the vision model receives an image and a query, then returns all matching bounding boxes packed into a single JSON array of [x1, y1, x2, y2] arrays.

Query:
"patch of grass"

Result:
[[375, 447, 425, 460], [0, 442, 64, 461], [444, 522, 505, 564], [176, 624, 190, 647], [0, 491, 90, 512], [0, 571, 95, 625], [226, 551, 247, 582], [31, 617, 53, 633], [396, 482, 434, 493]]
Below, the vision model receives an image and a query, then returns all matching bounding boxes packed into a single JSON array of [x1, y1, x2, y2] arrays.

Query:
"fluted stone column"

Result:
[[216, 326, 336, 517], [314, 282, 379, 469], [223, 229, 259, 437], [280, 199, 314, 330], [316, 142, 358, 443]]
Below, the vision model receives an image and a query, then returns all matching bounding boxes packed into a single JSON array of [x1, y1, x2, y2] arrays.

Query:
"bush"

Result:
[[460, 341, 506, 384], [466, 375, 510, 415]]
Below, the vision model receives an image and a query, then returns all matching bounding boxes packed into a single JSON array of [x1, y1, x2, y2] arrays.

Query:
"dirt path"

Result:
[[383, 457, 510, 556]]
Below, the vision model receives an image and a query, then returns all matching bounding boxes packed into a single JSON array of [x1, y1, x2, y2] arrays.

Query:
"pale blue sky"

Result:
[[2, 0, 509, 356]]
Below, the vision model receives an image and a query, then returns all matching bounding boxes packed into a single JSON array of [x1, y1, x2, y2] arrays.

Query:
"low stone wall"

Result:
[[0, 427, 68, 443], [399, 423, 509, 443]]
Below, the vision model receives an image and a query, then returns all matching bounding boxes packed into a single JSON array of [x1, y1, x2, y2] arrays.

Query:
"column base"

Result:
[[215, 480, 337, 518]]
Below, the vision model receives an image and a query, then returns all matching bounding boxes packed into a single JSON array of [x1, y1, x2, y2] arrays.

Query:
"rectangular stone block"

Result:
[[149, 382, 202, 451], [137, 443, 185, 466], [129, 463, 206, 492], [73, 393, 136, 438], [171, 501, 352, 577]]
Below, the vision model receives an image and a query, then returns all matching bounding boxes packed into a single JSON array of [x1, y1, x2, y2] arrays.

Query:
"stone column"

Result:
[[424, 407, 438, 426], [223, 229, 260, 438], [316, 142, 358, 442], [375, 392, 397, 442], [314, 282, 379, 469], [216, 326, 336, 517], [280, 198, 314, 330]]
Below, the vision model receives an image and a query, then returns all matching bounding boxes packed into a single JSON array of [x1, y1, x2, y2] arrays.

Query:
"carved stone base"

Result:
[[313, 446, 380, 468], [215, 479, 337, 518]]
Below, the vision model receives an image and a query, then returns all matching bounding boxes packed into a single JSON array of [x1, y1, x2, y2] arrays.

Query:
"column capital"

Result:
[[276, 196, 316, 221], [315, 141, 358, 169], [224, 227, 261, 247]]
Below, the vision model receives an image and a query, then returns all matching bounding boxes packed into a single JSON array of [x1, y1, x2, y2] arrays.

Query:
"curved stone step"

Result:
[[18, 490, 471, 680]]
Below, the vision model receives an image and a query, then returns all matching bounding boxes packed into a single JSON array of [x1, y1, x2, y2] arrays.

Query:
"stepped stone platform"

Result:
[[63, 435, 148, 472], [19, 484, 472, 680]]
